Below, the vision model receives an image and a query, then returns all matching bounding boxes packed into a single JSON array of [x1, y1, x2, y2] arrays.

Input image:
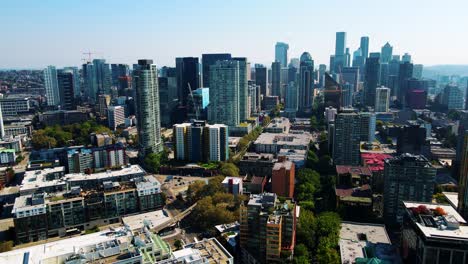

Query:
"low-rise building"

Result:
[[401, 201, 468, 264], [0, 148, 16, 165], [239, 152, 276, 177], [254, 133, 311, 154], [222, 176, 243, 196], [265, 117, 290, 133]]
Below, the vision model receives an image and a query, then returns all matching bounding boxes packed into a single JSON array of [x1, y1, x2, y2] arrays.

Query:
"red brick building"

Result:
[[272, 157, 295, 198]]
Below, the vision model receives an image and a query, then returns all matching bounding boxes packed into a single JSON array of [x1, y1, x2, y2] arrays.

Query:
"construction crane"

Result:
[[82, 51, 94, 63], [187, 83, 200, 120]]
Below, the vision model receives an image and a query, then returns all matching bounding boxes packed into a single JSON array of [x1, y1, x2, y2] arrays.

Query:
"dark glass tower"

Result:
[[364, 53, 381, 107], [176, 57, 200, 106], [201, 53, 231, 87]]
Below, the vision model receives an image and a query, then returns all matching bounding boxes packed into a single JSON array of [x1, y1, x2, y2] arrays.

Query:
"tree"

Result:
[[262, 116, 271, 127], [174, 239, 183, 250], [143, 153, 162, 173], [296, 209, 316, 250], [316, 212, 341, 245], [31, 130, 57, 149], [0, 240, 13, 253], [306, 150, 319, 168], [220, 162, 239, 176]]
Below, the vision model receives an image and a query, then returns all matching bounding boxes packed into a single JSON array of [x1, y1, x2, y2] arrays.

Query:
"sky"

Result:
[[1, 0, 468, 69]]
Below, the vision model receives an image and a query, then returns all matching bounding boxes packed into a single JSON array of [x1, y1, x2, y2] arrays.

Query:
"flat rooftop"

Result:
[[0, 227, 132, 264], [339, 222, 393, 264], [64, 165, 145, 182], [442, 192, 459, 210], [254, 132, 311, 146], [20, 167, 66, 194], [122, 210, 170, 231], [403, 201, 468, 241]]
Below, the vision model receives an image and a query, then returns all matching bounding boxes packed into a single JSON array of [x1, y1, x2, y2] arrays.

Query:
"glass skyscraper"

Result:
[[275, 42, 289, 68]]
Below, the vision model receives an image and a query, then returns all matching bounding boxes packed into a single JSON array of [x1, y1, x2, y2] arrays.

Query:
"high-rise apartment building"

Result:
[[381, 42, 393, 63], [201, 53, 232, 88], [375, 87, 390, 112], [255, 64, 268, 96], [383, 154, 436, 224], [299, 52, 314, 111], [108, 106, 125, 130], [364, 53, 381, 107], [82, 59, 111, 104], [63, 67, 81, 99], [57, 69, 75, 110], [275, 42, 289, 68], [133, 59, 162, 156], [44, 66, 60, 106], [398, 62, 414, 104], [176, 57, 200, 107], [240, 193, 297, 264], [208, 60, 240, 126], [271, 61, 282, 99], [232, 57, 249, 121], [333, 110, 375, 165]]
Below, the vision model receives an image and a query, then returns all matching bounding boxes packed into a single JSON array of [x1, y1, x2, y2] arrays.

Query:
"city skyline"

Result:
[[2, 0, 468, 69]]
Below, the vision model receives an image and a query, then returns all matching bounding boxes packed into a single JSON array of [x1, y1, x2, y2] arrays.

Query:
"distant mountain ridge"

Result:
[[423, 65, 468, 78]]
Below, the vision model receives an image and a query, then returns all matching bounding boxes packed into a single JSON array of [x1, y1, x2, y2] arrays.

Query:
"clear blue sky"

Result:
[[1, 0, 467, 68]]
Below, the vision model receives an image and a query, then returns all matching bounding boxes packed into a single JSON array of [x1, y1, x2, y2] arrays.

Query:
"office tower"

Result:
[[379, 62, 389, 87], [397, 124, 430, 156], [329, 55, 335, 74], [255, 64, 268, 96], [334, 32, 347, 73], [341, 67, 360, 92], [318, 64, 326, 87], [324, 73, 342, 109], [381, 42, 393, 63], [108, 106, 125, 130], [92, 59, 112, 96], [176, 57, 200, 107], [375, 87, 390, 112], [352, 48, 364, 70], [44, 66, 60, 106], [364, 53, 381, 107], [383, 154, 436, 224], [111, 64, 130, 87], [233, 57, 249, 121], [402, 53, 412, 63], [285, 80, 298, 110], [209, 60, 240, 126], [271, 61, 282, 98], [342, 83, 353, 107], [441, 84, 464, 110], [407, 89, 427, 109], [240, 193, 297, 264], [299, 52, 314, 111], [289, 58, 300, 69], [133, 59, 162, 156], [412, 64, 423, 79], [281, 67, 289, 96], [57, 69, 75, 110], [459, 132, 468, 219], [333, 110, 362, 165], [275, 42, 289, 68], [97, 94, 111, 118], [344, 48, 351, 67], [63, 67, 81, 99], [202, 53, 232, 87], [398, 62, 414, 104], [187, 87, 209, 120], [360, 36, 369, 59]]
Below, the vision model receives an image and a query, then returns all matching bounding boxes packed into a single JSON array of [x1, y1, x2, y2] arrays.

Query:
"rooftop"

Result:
[[361, 153, 393, 172], [20, 167, 66, 194], [340, 222, 398, 264], [64, 165, 145, 182], [254, 132, 311, 146], [273, 160, 293, 171], [403, 201, 468, 241], [222, 176, 242, 185], [442, 192, 459, 210], [122, 210, 170, 231], [336, 166, 372, 176]]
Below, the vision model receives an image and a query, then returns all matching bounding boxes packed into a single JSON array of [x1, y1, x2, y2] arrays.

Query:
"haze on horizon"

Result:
[[1, 0, 467, 69]]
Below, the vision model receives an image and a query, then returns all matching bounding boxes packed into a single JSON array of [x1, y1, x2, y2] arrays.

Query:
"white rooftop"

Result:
[[222, 177, 242, 185], [0, 227, 131, 264], [442, 192, 459, 210], [403, 201, 468, 241], [64, 165, 145, 182], [122, 210, 170, 231], [20, 167, 66, 194], [339, 222, 391, 264]]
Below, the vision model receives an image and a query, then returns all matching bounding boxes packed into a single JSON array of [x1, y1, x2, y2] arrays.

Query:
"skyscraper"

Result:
[[275, 42, 289, 68], [232, 57, 249, 121], [398, 62, 414, 104], [360, 36, 369, 60], [441, 85, 464, 110], [176, 57, 200, 107], [299, 52, 314, 111], [63, 67, 81, 99], [334, 32, 347, 73], [82, 59, 111, 104], [255, 64, 268, 96], [57, 69, 75, 110], [383, 154, 436, 224], [323, 73, 342, 109], [364, 53, 381, 107], [271, 61, 282, 99], [111, 64, 130, 87], [412, 64, 423, 79], [44, 66, 60, 106], [402, 53, 412, 63], [107, 105, 125, 130], [285, 81, 298, 114], [133, 59, 162, 156], [202, 53, 232, 87], [209, 60, 240, 126], [375, 87, 390, 112], [341, 67, 360, 93], [381, 42, 393, 63]]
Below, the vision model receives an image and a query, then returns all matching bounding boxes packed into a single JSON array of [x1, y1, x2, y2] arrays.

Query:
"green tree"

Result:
[[262, 116, 271, 127], [220, 162, 239, 176], [306, 150, 319, 168], [316, 212, 341, 245], [143, 152, 165, 173], [296, 209, 316, 250], [31, 130, 57, 149], [0, 240, 13, 253]]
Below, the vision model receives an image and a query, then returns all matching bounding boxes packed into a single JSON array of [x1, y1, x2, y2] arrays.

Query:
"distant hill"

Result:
[[423, 65, 468, 79]]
